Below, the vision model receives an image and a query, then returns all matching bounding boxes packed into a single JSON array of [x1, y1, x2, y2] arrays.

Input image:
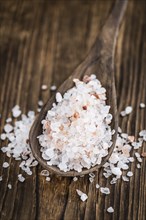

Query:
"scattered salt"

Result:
[[18, 174, 25, 182], [41, 85, 48, 90], [6, 118, 12, 123], [125, 106, 133, 114], [140, 103, 145, 108], [3, 162, 9, 168], [127, 171, 133, 177], [0, 176, 2, 181], [50, 85, 57, 91], [46, 177, 51, 181], [96, 184, 100, 189], [107, 207, 114, 213], [76, 189, 88, 202], [100, 187, 110, 195], [137, 164, 141, 169], [38, 100, 43, 106], [73, 177, 78, 181], [122, 176, 129, 182], [8, 184, 12, 189]]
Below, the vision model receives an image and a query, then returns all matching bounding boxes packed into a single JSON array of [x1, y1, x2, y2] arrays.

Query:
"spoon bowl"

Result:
[[29, 0, 127, 176]]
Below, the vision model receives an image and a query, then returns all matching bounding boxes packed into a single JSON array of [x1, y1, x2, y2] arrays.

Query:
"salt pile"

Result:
[[0, 109, 38, 175], [38, 75, 113, 172]]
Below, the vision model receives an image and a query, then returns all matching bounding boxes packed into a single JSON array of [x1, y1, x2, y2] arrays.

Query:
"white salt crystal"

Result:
[[38, 100, 43, 106], [137, 164, 141, 169], [107, 207, 114, 213], [56, 92, 62, 103], [120, 111, 126, 117], [140, 103, 145, 108], [1, 147, 7, 153], [0, 176, 2, 181], [76, 189, 88, 202], [96, 184, 100, 189], [100, 187, 110, 195], [50, 85, 57, 91], [89, 173, 95, 178], [122, 176, 129, 182], [110, 178, 117, 184], [80, 193, 88, 202], [41, 84, 48, 90], [0, 133, 6, 140], [40, 170, 49, 176], [137, 157, 142, 163], [46, 177, 51, 181], [8, 184, 12, 189], [3, 162, 9, 168], [125, 106, 133, 114], [111, 167, 122, 176], [12, 105, 21, 118], [135, 152, 140, 158], [139, 130, 146, 141], [18, 174, 25, 182], [6, 118, 12, 123], [127, 171, 133, 177], [73, 177, 78, 181], [37, 108, 41, 112], [4, 124, 13, 133], [89, 177, 94, 183]]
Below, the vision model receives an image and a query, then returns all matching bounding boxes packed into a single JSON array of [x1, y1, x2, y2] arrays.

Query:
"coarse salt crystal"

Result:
[[107, 207, 114, 213], [50, 85, 57, 91], [8, 184, 12, 189], [38, 100, 43, 106], [0, 133, 6, 140], [96, 183, 100, 189], [46, 177, 51, 181], [127, 171, 133, 177], [76, 189, 88, 202], [3, 162, 9, 168], [18, 174, 25, 182], [140, 103, 145, 108], [12, 105, 21, 118], [120, 111, 126, 117], [125, 106, 133, 114], [111, 167, 122, 176], [6, 118, 12, 123], [122, 176, 129, 182], [56, 92, 62, 103], [100, 187, 110, 195], [41, 85, 48, 90], [73, 177, 78, 181], [0, 176, 2, 181], [4, 124, 13, 133], [137, 164, 141, 169]]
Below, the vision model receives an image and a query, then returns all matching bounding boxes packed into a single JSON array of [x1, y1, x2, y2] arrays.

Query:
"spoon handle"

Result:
[[86, 0, 128, 62]]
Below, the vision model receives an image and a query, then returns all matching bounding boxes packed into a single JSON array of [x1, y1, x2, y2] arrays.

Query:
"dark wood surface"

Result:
[[0, 0, 145, 220]]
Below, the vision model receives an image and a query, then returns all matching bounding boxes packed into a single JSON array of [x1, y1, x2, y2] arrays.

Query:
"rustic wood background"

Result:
[[0, 0, 145, 220]]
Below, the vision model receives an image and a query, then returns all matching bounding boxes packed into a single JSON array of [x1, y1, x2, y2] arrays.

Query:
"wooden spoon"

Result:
[[29, 0, 128, 177]]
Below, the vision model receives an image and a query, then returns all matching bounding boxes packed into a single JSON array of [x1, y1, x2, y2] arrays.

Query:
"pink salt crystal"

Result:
[[128, 136, 135, 143]]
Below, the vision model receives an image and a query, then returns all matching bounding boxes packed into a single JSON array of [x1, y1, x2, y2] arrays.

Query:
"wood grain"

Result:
[[0, 0, 145, 220]]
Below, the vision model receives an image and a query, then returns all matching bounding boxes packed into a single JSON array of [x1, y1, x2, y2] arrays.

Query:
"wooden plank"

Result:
[[0, 0, 145, 220]]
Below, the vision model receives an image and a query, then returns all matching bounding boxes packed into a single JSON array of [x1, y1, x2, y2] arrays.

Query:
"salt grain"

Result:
[[107, 207, 114, 213], [96, 183, 100, 189], [56, 92, 62, 103], [125, 106, 133, 114], [100, 187, 110, 195], [127, 171, 133, 177], [41, 85, 48, 90], [18, 174, 25, 182], [46, 177, 51, 181], [38, 100, 43, 106], [12, 105, 21, 118], [4, 124, 13, 133], [0, 176, 2, 181], [73, 177, 78, 181], [122, 176, 129, 182], [76, 189, 88, 202], [6, 118, 12, 123], [137, 164, 141, 169], [50, 85, 57, 91], [0, 133, 6, 140], [3, 162, 9, 168], [8, 184, 12, 189], [140, 103, 145, 108]]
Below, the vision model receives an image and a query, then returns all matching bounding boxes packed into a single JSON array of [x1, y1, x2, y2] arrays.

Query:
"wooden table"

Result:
[[0, 0, 145, 220]]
